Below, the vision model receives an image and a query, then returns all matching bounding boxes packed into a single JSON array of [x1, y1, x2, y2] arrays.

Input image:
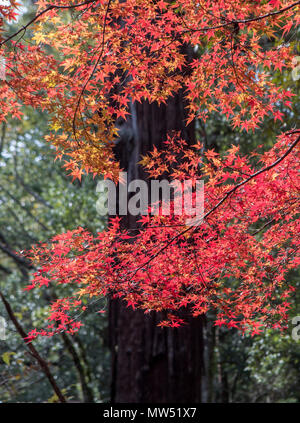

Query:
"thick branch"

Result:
[[0, 231, 33, 269]]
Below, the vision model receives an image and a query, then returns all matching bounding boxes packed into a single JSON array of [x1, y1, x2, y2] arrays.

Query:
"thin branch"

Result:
[[60, 331, 94, 402], [182, 1, 300, 34], [230, 1, 300, 24], [72, 0, 112, 140], [0, 230, 33, 268], [131, 132, 300, 273], [48, 290, 94, 402], [0, 291, 67, 403], [13, 155, 53, 208], [2, 0, 297, 49], [0, 183, 49, 231], [6, 205, 38, 243], [0, 0, 98, 47], [0, 263, 12, 274]]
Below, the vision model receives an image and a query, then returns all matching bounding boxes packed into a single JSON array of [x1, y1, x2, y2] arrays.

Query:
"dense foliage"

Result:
[[0, 0, 299, 403]]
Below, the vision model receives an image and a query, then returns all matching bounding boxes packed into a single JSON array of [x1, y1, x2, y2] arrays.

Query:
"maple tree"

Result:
[[0, 0, 299, 340]]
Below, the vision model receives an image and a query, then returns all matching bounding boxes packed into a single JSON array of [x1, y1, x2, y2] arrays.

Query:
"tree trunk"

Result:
[[109, 90, 205, 403]]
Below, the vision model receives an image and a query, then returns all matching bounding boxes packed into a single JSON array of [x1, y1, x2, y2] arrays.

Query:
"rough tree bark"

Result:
[[109, 91, 206, 403]]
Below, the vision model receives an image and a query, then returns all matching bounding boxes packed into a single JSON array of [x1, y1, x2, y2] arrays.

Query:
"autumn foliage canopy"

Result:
[[0, 0, 299, 338]]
